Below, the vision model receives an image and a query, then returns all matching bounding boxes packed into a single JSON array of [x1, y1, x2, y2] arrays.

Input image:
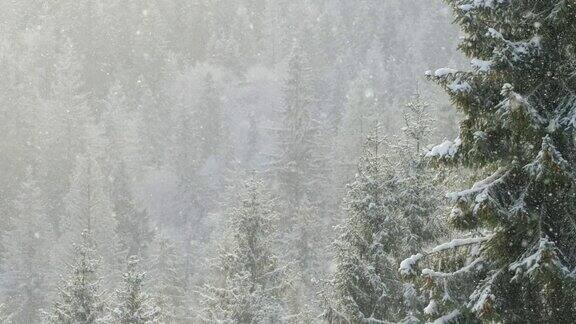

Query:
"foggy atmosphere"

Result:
[[1, 0, 576, 323]]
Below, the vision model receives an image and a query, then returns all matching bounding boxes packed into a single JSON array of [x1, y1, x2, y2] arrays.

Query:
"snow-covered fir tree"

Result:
[[330, 107, 443, 323], [61, 147, 121, 287], [0, 167, 55, 323], [401, 91, 433, 154], [402, 1, 576, 322], [199, 176, 289, 323], [149, 235, 190, 323], [112, 164, 155, 261], [272, 40, 327, 286], [269, 41, 333, 319], [101, 80, 147, 182], [273, 40, 322, 210], [49, 38, 91, 164], [393, 93, 446, 322], [49, 231, 106, 324], [113, 256, 159, 323], [332, 129, 404, 323], [395, 92, 444, 257], [285, 196, 323, 322], [38, 39, 91, 234], [337, 69, 381, 174]]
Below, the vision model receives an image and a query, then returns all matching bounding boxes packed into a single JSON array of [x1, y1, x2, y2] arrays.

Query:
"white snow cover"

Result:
[[509, 237, 572, 279], [422, 257, 485, 278], [424, 299, 438, 315], [459, 0, 503, 12], [431, 236, 490, 254], [471, 58, 492, 72], [448, 167, 506, 199], [486, 28, 503, 40], [399, 253, 423, 276], [448, 80, 472, 93], [426, 138, 461, 158], [434, 68, 458, 77], [431, 310, 461, 324], [469, 271, 499, 315]]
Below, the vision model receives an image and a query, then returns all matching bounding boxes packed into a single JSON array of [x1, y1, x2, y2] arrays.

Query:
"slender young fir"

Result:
[[273, 40, 321, 210], [272, 42, 328, 305], [149, 235, 189, 323], [1, 168, 55, 323], [113, 256, 159, 324], [49, 231, 105, 324], [62, 151, 121, 286], [396, 92, 444, 257], [199, 176, 289, 323], [401, 91, 433, 155], [112, 164, 155, 260], [332, 129, 404, 323], [402, 1, 576, 322], [393, 93, 446, 322]]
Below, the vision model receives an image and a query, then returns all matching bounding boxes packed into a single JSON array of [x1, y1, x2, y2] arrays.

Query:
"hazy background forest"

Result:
[[0, 1, 468, 322]]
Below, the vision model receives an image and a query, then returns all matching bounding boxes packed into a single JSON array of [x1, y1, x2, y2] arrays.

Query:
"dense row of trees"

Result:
[[0, 0, 460, 322], [2, 0, 575, 323]]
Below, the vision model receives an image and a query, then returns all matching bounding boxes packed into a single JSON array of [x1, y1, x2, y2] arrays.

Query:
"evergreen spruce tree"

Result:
[[113, 256, 159, 323], [337, 69, 381, 174], [402, 1, 576, 322], [199, 176, 289, 323], [149, 235, 190, 323], [50, 38, 91, 164], [396, 92, 444, 257], [49, 231, 106, 324], [38, 39, 91, 234], [285, 196, 322, 322], [0, 167, 55, 323], [62, 149, 121, 287], [332, 130, 404, 322], [273, 41, 322, 210], [393, 93, 446, 322], [102, 80, 147, 182], [290, 196, 320, 274], [401, 91, 433, 155], [112, 164, 155, 260], [272, 41, 326, 284]]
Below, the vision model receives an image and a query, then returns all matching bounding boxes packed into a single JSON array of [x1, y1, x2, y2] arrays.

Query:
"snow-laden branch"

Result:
[[421, 257, 485, 279], [447, 168, 506, 200]]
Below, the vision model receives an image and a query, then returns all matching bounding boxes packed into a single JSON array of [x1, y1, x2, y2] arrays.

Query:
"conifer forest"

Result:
[[1, 0, 576, 323]]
